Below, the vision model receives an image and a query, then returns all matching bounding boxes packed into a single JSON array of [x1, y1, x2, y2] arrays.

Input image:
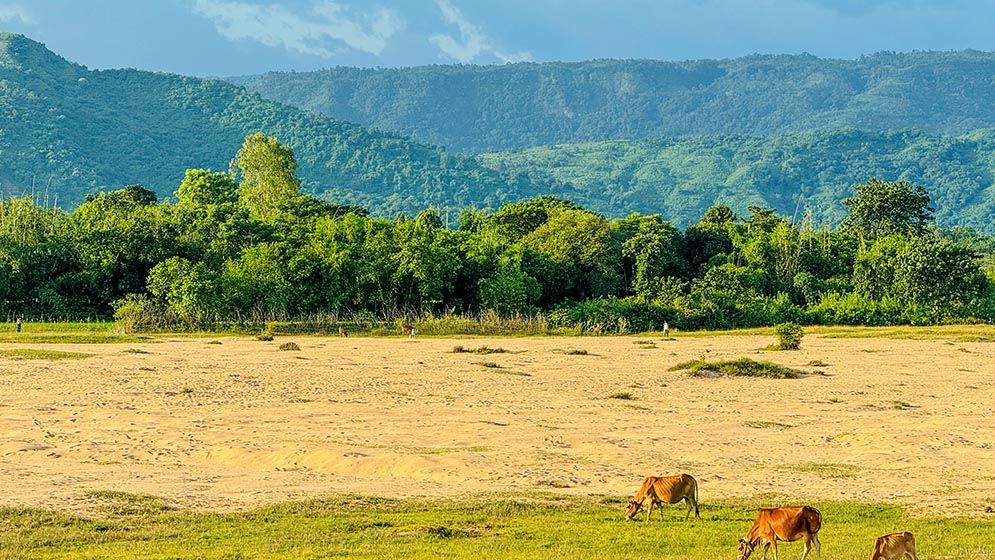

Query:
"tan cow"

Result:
[[737, 505, 822, 560], [624, 473, 700, 522], [869, 532, 918, 560]]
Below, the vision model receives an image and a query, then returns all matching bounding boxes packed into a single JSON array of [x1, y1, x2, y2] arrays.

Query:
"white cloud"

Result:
[[0, 3, 30, 23], [429, 0, 531, 64], [193, 0, 404, 58]]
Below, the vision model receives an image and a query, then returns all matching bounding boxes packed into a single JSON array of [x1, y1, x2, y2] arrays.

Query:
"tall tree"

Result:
[[233, 133, 302, 222], [842, 179, 934, 239]]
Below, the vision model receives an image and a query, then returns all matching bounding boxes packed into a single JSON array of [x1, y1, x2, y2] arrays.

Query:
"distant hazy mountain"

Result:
[[236, 52, 995, 153], [477, 129, 995, 232], [0, 33, 550, 213]]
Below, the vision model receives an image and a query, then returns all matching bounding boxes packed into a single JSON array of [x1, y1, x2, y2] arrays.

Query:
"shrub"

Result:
[[772, 322, 804, 350], [256, 330, 274, 341], [548, 297, 671, 333], [278, 342, 300, 351]]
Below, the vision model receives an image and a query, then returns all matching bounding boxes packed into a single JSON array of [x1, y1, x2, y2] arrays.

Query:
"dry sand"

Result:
[[0, 334, 992, 516]]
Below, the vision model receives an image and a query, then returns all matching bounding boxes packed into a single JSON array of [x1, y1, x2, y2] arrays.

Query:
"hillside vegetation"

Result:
[[0, 33, 548, 214], [236, 51, 995, 152], [477, 129, 995, 231]]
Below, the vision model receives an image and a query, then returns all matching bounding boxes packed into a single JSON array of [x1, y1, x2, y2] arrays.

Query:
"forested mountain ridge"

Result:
[[235, 51, 995, 153], [476, 129, 995, 232], [0, 33, 552, 213]]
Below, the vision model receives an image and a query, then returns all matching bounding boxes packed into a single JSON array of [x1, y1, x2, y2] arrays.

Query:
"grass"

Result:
[[743, 420, 794, 430], [0, 349, 94, 360], [776, 463, 860, 478], [562, 348, 589, 355], [608, 392, 634, 400], [452, 345, 510, 354], [668, 357, 805, 379], [0, 496, 991, 559], [121, 348, 150, 354], [0, 321, 148, 344], [278, 342, 301, 351], [477, 361, 501, 369]]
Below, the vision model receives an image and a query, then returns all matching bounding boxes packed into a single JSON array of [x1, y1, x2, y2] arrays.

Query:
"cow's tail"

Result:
[[805, 506, 822, 535]]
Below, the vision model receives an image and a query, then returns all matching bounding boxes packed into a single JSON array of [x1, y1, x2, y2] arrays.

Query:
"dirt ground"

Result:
[[0, 334, 992, 516]]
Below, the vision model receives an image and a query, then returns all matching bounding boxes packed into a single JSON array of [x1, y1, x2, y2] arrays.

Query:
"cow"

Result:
[[624, 473, 700, 522], [869, 532, 918, 560], [737, 505, 822, 560], [403, 323, 416, 337], [338, 326, 348, 337]]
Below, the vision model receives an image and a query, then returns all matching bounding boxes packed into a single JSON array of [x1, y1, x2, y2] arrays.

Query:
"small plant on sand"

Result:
[[669, 357, 804, 379], [452, 345, 509, 354], [766, 322, 804, 350], [563, 348, 588, 355], [256, 330, 274, 342], [206, 340, 222, 345], [478, 361, 501, 369], [279, 342, 301, 351], [608, 392, 634, 400]]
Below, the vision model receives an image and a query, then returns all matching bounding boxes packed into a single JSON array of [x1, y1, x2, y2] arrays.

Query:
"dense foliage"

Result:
[[0, 33, 549, 215], [1, 133, 992, 331], [477, 130, 995, 232], [236, 51, 995, 152]]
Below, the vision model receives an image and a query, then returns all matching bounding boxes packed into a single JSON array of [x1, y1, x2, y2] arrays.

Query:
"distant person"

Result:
[[16, 317, 22, 333], [663, 321, 670, 338]]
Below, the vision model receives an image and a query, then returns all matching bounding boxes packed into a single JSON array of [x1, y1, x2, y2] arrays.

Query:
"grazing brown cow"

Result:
[[737, 506, 822, 560], [338, 326, 348, 337], [869, 532, 918, 560], [624, 473, 700, 522], [403, 323, 416, 337]]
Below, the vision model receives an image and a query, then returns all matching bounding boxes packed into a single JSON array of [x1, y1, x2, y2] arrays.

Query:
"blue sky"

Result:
[[0, 0, 992, 76]]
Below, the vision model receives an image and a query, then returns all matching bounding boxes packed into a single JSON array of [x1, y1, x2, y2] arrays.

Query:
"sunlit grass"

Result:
[[0, 495, 991, 559], [0, 322, 149, 344], [0, 348, 94, 360]]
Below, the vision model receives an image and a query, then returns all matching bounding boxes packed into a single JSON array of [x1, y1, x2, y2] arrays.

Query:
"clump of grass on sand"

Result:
[[668, 357, 804, 379], [0, 349, 94, 360], [608, 392, 634, 400], [452, 345, 509, 354], [562, 348, 589, 355], [279, 342, 301, 351]]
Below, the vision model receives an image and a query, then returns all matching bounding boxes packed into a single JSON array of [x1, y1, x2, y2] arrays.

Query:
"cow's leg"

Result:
[[801, 535, 812, 560], [657, 501, 666, 521], [761, 541, 770, 560], [812, 534, 821, 560], [770, 539, 779, 560], [644, 500, 653, 523]]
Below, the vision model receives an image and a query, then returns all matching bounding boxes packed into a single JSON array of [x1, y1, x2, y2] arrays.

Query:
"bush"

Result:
[[548, 297, 672, 333], [811, 292, 906, 325], [256, 330, 274, 341], [669, 357, 804, 379], [278, 342, 300, 351], [772, 322, 804, 350]]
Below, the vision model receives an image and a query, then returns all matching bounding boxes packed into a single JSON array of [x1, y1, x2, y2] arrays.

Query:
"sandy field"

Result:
[[0, 334, 992, 516]]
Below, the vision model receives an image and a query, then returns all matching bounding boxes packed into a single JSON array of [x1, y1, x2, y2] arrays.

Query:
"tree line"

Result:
[[2, 133, 993, 332]]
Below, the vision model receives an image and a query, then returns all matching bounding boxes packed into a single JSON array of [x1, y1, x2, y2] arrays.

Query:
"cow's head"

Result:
[[624, 500, 642, 520], [737, 538, 756, 560]]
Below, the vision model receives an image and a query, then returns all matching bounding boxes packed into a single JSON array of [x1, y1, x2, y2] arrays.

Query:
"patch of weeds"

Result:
[[478, 361, 501, 369], [206, 340, 222, 345], [623, 404, 649, 411], [608, 392, 634, 400], [957, 347, 975, 353], [633, 340, 657, 348], [85, 490, 173, 515], [807, 360, 829, 367], [502, 370, 531, 376], [744, 420, 793, 430], [892, 400, 916, 410], [669, 357, 804, 379], [452, 345, 509, 354], [279, 342, 301, 351], [0, 349, 94, 360], [256, 330, 274, 342], [426, 525, 472, 539], [122, 348, 150, 354], [776, 463, 859, 478], [563, 348, 589, 355]]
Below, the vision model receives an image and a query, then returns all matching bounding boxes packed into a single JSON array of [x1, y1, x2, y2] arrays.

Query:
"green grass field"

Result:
[[0, 322, 150, 344], [1, 495, 991, 559]]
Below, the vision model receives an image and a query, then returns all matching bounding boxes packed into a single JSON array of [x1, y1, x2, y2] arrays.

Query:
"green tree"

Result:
[[233, 133, 302, 222], [842, 179, 934, 239]]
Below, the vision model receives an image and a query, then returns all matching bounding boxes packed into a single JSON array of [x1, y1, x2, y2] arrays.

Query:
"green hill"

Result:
[[476, 129, 995, 232], [236, 52, 995, 153], [0, 33, 553, 213]]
